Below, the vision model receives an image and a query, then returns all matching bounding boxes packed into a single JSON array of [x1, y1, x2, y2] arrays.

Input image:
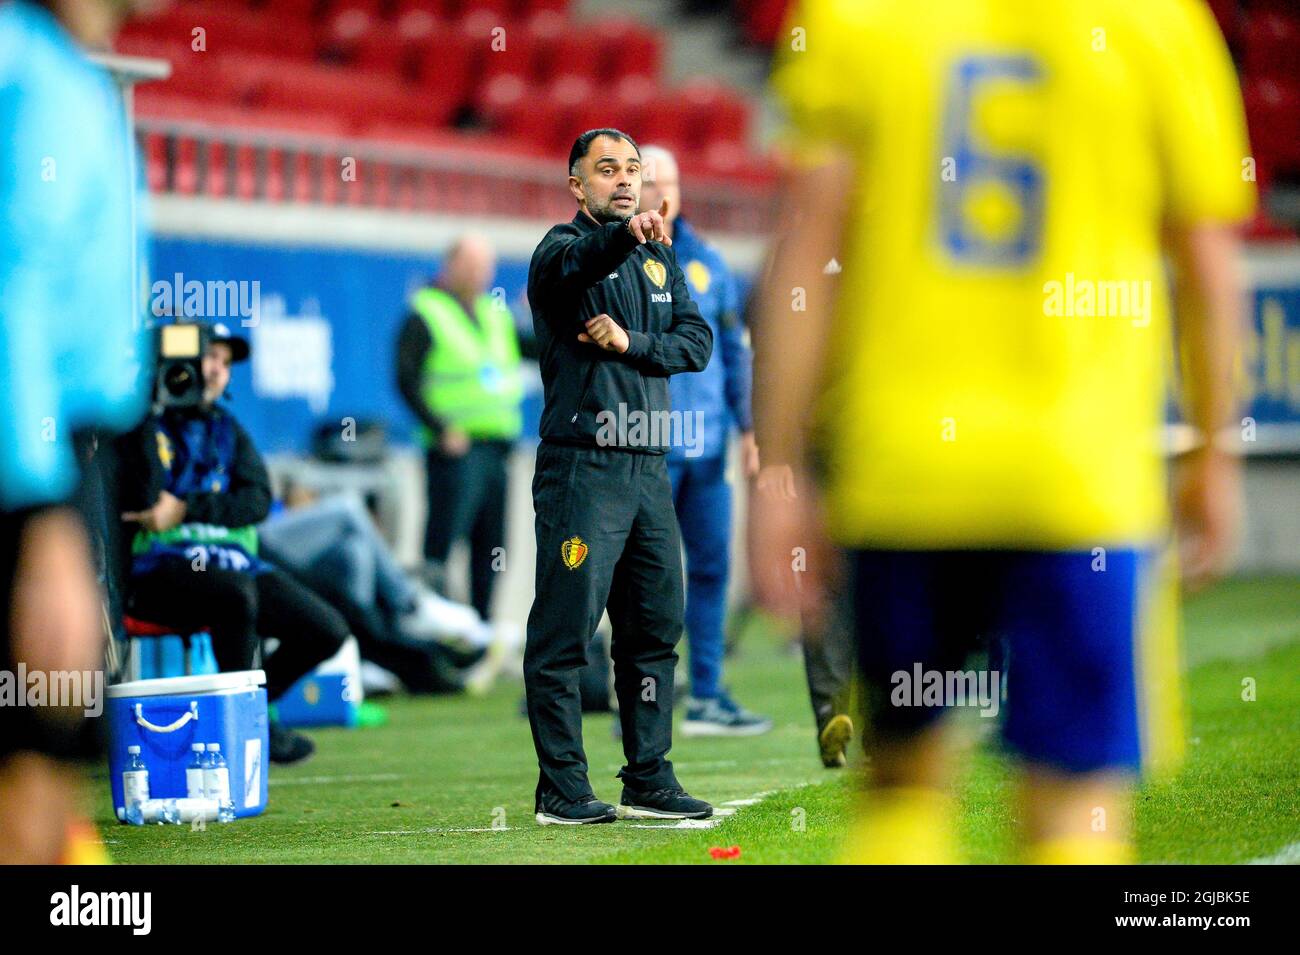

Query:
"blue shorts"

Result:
[[849, 548, 1166, 774]]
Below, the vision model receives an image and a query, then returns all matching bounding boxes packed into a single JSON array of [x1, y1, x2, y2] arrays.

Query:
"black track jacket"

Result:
[[527, 211, 713, 453]]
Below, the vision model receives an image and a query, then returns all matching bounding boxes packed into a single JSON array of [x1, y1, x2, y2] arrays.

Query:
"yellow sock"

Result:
[[840, 787, 958, 865], [1028, 835, 1133, 865]]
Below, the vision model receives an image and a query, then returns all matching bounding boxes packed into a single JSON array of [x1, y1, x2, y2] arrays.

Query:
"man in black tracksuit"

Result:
[[525, 128, 715, 825]]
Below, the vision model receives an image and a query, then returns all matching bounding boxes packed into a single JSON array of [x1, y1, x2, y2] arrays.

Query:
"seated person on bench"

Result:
[[259, 483, 501, 694], [117, 323, 346, 765]]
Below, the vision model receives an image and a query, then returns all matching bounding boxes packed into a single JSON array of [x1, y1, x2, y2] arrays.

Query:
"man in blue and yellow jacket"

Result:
[[640, 146, 771, 737]]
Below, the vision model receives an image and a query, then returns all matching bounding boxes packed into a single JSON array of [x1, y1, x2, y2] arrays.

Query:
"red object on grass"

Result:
[[708, 845, 742, 860]]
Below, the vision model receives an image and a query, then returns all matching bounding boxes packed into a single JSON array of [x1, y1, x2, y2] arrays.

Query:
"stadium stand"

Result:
[[117, 0, 1297, 241], [117, 0, 776, 228]]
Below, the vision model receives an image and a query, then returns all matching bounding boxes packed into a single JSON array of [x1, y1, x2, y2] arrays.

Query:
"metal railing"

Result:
[[136, 117, 776, 234]]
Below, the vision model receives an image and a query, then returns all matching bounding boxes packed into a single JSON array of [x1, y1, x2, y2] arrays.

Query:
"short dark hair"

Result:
[[568, 128, 640, 177]]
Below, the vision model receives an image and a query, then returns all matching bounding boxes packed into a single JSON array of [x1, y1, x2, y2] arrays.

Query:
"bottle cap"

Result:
[[206, 743, 220, 751], [127, 745, 141, 754]]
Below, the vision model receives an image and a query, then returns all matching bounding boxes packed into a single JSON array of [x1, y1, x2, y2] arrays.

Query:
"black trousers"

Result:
[[524, 443, 685, 803], [423, 440, 510, 619], [128, 558, 348, 702], [801, 570, 857, 736]]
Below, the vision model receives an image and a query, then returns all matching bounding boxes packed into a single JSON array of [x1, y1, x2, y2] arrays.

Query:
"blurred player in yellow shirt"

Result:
[[749, 0, 1253, 863]]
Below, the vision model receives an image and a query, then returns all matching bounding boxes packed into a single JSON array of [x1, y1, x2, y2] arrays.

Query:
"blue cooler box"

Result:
[[273, 637, 362, 728], [106, 671, 269, 821]]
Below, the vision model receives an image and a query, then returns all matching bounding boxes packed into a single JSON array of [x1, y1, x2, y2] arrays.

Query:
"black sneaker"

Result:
[[269, 722, 315, 765], [618, 786, 713, 820], [534, 793, 618, 826]]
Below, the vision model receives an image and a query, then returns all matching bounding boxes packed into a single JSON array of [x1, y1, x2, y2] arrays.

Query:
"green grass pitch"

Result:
[[93, 576, 1299, 864]]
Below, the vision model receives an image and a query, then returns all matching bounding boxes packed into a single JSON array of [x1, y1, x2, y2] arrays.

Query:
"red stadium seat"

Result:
[[478, 74, 561, 150], [255, 63, 459, 131], [590, 17, 662, 84], [410, 17, 477, 111], [393, 0, 460, 21], [637, 95, 687, 154], [250, 0, 323, 25], [515, 0, 570, 14], [736, 0, 792, 46], [1244, 77, 1300, 173], [525, 9, 601, 84], [677, 79, 751, 151], [120, 1, 316, 60], [1242, 12, 1300, 80], [318, 5, 378, 65], [461, 0, 514, 18]]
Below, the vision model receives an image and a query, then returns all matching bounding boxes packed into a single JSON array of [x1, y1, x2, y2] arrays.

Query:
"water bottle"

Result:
[[129, 798, 181, 824], [204, 743, 234, 819], [157, 799, 181, 825], [122, 745, 149, 815], [186, 743, 206, 799], [171, 797, 220, 824]]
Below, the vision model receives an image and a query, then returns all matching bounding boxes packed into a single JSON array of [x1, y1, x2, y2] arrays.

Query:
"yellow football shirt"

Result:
[[770, 0, 1254, 549]]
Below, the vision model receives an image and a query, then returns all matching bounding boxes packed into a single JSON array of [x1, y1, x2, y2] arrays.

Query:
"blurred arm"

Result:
[[753, 153, 853, 467], [395, 312, 446, 442], [1167, 223, 1243, 442]]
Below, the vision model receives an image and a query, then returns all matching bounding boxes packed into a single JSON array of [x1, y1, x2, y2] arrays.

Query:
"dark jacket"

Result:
[[116, 404, 271, 527], [527, 211, 713, 453]]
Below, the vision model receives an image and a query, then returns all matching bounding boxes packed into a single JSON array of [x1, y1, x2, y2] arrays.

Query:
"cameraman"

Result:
[[117, 323, 346, 764]]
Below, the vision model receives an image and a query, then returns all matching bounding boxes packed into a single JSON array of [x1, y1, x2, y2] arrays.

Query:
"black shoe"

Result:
[[534, 793, 618, 826], [269, 722, 315, 765], [618, 786, 713, 820]]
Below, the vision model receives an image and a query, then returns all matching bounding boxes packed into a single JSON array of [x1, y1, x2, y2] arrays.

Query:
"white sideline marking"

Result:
[[363, 785, 802, 838], [1246, 840, 1300, 864], [270, 773, 401, 787], [369, 827, 515, 835], [628, 818, 724, 830]]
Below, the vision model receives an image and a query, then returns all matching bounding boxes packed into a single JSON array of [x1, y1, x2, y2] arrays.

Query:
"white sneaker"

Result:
[[400, 588, 489, 650]]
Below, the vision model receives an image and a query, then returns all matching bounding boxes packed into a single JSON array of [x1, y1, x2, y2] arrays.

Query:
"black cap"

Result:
[[210, 322, 250, 363]]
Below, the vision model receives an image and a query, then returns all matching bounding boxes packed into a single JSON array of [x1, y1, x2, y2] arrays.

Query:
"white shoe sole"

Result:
[[534, 811, 615, 826], [681, 719, 773, 738], [616, 804, 713, 820]]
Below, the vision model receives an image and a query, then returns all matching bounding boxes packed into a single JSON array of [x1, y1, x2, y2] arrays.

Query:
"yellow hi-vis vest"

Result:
[[413, 287, 523, 443]]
